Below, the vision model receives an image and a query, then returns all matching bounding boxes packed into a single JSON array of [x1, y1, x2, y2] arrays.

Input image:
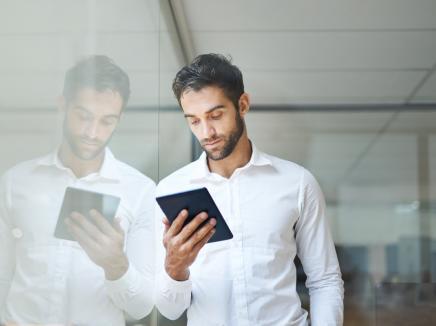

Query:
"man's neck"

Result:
[[58, 142, 105, 178], [207, 135, 252, 179]]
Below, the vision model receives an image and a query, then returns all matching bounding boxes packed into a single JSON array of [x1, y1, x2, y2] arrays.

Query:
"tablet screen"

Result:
[[54, 187, 120, 241]]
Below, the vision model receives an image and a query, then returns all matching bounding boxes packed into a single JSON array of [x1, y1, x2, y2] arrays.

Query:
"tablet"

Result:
[[156, 187, 233, 243], [54, 187, 121, 241]]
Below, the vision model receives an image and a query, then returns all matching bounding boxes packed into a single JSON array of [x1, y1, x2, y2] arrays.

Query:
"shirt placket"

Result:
[[48, 174, 75, 322], [228, 175, 250, 326], [48, 244, 71, 321]]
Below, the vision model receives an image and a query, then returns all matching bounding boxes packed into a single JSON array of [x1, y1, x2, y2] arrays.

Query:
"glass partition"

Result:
[[0, 1, 160, 325]]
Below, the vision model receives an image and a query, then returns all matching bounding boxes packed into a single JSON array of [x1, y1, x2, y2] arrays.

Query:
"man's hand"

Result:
[[163, 209, 216, 281], [65, 209, 128, 281]]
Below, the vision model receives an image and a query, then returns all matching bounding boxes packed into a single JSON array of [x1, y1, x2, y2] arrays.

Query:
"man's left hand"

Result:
[[65, 209, 129, 281]]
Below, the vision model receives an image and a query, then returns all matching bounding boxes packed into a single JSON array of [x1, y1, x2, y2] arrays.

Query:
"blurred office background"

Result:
[[0, 0, 435, 325]]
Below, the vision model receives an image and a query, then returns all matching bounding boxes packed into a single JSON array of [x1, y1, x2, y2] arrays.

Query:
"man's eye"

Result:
[[101, 118, 117, 126], [77, 112, 91, 120], [190, 119, 200, 126], [211, 112, 222, 119]]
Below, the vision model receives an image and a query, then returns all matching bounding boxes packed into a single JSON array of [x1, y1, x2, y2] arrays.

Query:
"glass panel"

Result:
[[0, 1, 160, 325], [156, 1, 190, 325]]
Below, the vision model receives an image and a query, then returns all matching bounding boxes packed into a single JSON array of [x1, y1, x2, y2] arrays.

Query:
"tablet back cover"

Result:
[[156, 187, 233, 243]]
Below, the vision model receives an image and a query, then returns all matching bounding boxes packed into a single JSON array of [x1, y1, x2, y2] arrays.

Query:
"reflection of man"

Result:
[[0, 55, 155, 325], [156, 54, 344, 325]]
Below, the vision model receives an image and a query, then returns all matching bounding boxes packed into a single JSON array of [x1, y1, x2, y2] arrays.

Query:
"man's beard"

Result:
[[63, 120, 107, 161], [202, 111, 245, 161]]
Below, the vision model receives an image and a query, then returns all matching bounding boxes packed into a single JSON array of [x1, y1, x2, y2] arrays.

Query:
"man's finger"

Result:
[[177, 212, 209, 242], [166, 209, 189, 237], [66, 217, 101, 252], [186, 218, 216, 247], [69, 211, 104, 242], [192, 228, 216, 254], [162, 216, 170, 226], [112, 217, 125, 237], [89, 209, 118, 238], [162, 216, 171, 234]]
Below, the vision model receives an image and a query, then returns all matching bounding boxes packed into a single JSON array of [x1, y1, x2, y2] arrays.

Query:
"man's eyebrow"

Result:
[[102, 114, 120, 120], [184, 105, 225, 118], [72, 105, 90, 113], [73, 106, 119, 120]]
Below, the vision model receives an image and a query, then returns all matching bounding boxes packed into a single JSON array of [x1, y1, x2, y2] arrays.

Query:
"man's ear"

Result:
[[238, 93, 250, 118]]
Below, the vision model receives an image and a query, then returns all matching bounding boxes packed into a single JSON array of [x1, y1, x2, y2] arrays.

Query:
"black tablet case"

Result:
[[156, 187, 233, 243]]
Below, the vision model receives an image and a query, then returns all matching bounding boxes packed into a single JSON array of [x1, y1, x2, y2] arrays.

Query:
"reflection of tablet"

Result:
[[156, 187, 233, 243], [54, 187, 120, 241]]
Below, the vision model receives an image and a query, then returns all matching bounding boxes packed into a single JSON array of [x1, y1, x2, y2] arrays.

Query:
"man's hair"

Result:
[[63, 55, 130, 108], [172, 53, 244, 109]]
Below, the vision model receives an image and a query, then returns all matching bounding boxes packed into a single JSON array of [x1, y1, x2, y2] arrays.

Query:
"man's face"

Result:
[[181, 86, 245, 161], [63, 88, 123, 160]]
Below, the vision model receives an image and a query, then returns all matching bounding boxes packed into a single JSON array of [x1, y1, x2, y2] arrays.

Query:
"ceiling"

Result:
[[0, 0, 435, 109], [174, 0, 436, 105]]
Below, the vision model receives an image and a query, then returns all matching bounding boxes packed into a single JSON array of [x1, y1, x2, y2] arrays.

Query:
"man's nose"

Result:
[[84, 120, 99, 139], [202, 121, 216, 139]]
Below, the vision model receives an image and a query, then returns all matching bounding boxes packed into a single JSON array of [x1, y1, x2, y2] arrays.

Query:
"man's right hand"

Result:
[[162, 209, 216, 281]]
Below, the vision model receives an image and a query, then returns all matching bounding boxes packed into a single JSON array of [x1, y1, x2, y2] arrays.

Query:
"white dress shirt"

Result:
[[155, 144, 344, 326], [0, 148, 155, 326]]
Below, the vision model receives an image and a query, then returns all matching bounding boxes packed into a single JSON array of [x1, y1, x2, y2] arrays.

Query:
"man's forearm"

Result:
[[308, 275, 344, 326], [155, 270, 191, 320], [105, 263, 154, 320], [104, 255, 129, 281]]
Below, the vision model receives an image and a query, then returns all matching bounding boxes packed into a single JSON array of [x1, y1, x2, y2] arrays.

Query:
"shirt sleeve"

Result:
[[0, 173, 15, 311], [154, 192, 191, 320], [295, 168, 344, 326], [104, 181, 155, 320]]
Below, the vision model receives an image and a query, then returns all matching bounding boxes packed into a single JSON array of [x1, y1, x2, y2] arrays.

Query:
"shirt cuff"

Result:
[[159, 269, 192, 293], [105, 263, 139, 294]]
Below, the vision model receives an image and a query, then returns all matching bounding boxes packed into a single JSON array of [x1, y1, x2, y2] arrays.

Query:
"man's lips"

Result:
[[80, 139, 100, 147], [203, 139, 222, 147]]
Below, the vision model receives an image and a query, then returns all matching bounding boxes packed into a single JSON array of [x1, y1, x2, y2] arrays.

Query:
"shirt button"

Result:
[[11, 228, 23, 239]]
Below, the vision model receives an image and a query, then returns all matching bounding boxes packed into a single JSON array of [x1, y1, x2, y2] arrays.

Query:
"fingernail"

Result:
[[201, 213, 208, 220], [209, 218, 216, 226]]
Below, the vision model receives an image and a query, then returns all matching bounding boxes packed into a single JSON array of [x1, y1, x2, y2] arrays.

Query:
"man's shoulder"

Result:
[[1, 155, 49, 181], [113, 159, 156, 188], [156, 161, 197, 194], [259, 150, 322, 188], [262, 151, 305, 175], [261, 151, 323, 201]]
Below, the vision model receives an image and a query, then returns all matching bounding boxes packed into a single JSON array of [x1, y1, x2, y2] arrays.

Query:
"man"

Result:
[[155, 54, 344, 325], [0, 55, 155, 325]]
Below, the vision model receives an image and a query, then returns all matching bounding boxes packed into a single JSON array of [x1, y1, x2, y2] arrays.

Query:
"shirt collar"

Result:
[[98, 148, 122, 181], [190, 142, 273, 182], [36, 147, 121, 181]]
